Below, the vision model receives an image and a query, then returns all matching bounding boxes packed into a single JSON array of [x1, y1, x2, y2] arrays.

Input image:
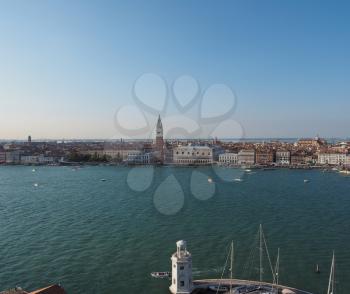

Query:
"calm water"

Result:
[[0, 166, 349, 294]]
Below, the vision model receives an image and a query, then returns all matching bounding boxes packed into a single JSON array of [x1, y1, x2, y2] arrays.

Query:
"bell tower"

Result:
[[169, 240, 194, 294], [155, 115, 164, 163]]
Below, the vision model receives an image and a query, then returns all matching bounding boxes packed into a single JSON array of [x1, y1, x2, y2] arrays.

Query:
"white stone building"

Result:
[[218, 153, 238, 165], [276, 151, 291, 165], [173, 145, 213, 165], [318, 153, 348, 165], [238, 150, 255, 165], [126, 152, 151, 164], [170, 240, 193, 294], [346, 155, 350, 166]]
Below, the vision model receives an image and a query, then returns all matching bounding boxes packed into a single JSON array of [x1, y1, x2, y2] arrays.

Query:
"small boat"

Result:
[[208, 285, 229, 292], [32, 169, 36, 172], [339, 170, 350, 175], [33, 183, 39, 187], [245, 169, 252, 172], [304, 179, 310, 183], [100, 179, 107, 182], [150, 272, 171, 279], [233, 178, 243, 182], [208, 178, 213, 183], [315, 264, 320, 273]]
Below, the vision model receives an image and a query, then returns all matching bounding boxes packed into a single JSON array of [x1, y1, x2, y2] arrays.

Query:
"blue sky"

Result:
[[1, 0, 349, 139]]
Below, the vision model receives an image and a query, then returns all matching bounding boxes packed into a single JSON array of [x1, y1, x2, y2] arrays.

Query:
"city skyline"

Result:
[[1, 0, 350, 139]]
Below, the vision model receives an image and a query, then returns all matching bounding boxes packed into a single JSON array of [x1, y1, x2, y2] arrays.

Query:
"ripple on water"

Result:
[[0, 166, 349, 293]]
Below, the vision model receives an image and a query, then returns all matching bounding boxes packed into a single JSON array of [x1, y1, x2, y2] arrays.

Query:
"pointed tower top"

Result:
[[156, 115, 163, 138]]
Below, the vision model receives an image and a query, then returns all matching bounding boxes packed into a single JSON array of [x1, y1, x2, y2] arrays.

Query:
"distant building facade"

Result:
[[255, 150, 275, 165], [218, 153, 238, 165], [238, 150, 255, 165], [173, 145, 213, 165], [0, 148, 5, 164], [5, 150, 21, 164], [20, 155, 55, 164], [291, 153, 304, 165], [82, 149, 142, 161], [346, 155, 350, 166], [126, 152, 151, 165], [276, 151, 291, 165], [318, 153, 348, 166]]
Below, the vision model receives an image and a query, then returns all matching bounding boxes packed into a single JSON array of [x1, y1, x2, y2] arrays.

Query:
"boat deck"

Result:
[[193, 278, 314, 294]]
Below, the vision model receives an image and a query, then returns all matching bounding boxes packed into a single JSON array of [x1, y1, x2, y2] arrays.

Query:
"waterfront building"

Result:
[[5, 150, 21, 164], [255, 150, 275, 165], [237, 150, 255, 165], [126, 152, 151, 165], [318, 153, 348, 166], [173, 145, 213, 165], [212, 146, 225, 162], [0, 147, 5, 164], [154, 115, 165, 163], [21, 155, 39, 164], [276, 151, 291, 165], [169, 240, 194, 294], [290, 152, 309, 165], [82, 149, 142, 161], [164, 146, 174, 164], [38, 155, 55, 164], [218, 153, 238, 165], [346, 155, 350, 166]]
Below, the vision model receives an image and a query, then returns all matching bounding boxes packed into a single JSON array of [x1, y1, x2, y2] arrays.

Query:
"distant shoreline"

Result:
[[0, 162, 344, 171]]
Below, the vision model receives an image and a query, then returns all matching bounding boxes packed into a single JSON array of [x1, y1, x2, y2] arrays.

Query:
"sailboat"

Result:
[[327, 252, 335, 294], [274, 248, 280, 286], [229, 241, 234, 294], [210, 241, 234, 294], [241, 225, 278, 293]]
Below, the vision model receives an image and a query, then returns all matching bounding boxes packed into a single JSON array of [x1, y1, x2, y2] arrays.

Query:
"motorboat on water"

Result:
[[304, 179, 310, 183], [315, 264, 320, 273], [233, 178, 243, 182], [208, 177, 214, 183], [208, 285, 229, 292], [150, 272, 171, 279]]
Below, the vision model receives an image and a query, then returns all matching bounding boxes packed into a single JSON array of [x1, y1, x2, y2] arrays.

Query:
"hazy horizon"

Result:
[[1, 0, 350, 139]]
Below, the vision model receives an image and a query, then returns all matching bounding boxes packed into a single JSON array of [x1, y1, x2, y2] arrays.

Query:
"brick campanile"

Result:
[[155, 115, 164, 163]]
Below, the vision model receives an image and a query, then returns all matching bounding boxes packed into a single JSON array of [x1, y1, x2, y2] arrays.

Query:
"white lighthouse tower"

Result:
[[169, 240, 194, 294]]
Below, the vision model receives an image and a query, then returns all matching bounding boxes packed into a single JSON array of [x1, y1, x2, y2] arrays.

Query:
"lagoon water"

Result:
[[0, 166, 349, 294]]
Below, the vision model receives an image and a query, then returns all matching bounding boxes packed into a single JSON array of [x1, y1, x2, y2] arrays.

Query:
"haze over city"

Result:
[[1, 0, 350, 140]]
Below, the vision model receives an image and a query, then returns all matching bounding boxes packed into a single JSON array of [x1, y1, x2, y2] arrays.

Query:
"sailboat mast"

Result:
[[327, 251, 335, 294], [230, 241, 234, 293], [259, 224, 263, 282], [275, 248, 280, 285]]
